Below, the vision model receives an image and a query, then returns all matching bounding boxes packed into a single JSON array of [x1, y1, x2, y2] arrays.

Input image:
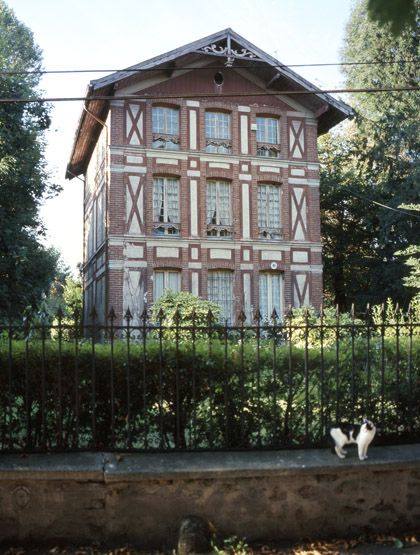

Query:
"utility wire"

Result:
[[345, 189, 420, 220], [0, 86, 418, 104], [1, 59, 418, 75]]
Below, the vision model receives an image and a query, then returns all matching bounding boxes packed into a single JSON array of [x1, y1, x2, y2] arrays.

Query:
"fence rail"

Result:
[[0, 306, 419, 453]]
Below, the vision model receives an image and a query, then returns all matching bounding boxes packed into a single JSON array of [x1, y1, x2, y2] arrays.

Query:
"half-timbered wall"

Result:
[[83, 115, 110, 324], [83, 68, 323, 323]]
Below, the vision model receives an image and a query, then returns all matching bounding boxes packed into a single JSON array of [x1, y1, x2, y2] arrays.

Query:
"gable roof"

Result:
[[66, 28, 353, 179]]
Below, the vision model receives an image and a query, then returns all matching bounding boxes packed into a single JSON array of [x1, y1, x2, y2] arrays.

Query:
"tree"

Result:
[[320, 0, 420, 310], [0, 1, 61, 320], [367, 0, 417, 35]]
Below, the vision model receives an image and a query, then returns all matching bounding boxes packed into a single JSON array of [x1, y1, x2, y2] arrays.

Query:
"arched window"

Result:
[[256, 116, 280, 158], [205, 111, 231, 154], [206, 180, 232, 237], [208, 270, 234, 323], [153, 177, 180, 235], [257, 183, 282, 239], [152, 106, 180, 150], [259, 273, 283, 321]]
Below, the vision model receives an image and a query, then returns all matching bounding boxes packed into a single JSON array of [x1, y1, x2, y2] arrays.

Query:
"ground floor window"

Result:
[[207, 270, 234, 323], [259, 272, 283, 321], [153, 270, 181, 301]]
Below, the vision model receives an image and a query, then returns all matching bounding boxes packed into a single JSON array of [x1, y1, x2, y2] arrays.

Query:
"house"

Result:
[[66, 28, 352, 326]]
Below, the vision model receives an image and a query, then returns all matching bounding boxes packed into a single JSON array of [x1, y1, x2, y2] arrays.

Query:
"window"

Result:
[[258, 183, 282, 239], [95, 187, 106, 248], [206, 180, 232, 237], [208, 271, 233, 323], [259, 273, 283, 321], [153, 177, 180, 235], [152, 107, 180, 150], [205, 111, 231, 154], [153, 270, 181, 301], [256, 116, 280, 157]]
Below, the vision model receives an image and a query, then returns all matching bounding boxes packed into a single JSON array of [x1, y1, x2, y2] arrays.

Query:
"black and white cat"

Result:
[[330, 419, 376, 461]]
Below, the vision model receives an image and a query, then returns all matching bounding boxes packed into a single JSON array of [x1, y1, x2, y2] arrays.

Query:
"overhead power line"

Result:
[[1, 59, 418, 76], [0, 86, 418, 104], [347, 190, 420, 220]]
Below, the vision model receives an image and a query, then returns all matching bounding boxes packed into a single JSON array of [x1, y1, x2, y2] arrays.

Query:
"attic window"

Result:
[[214, 72, 224, 86]]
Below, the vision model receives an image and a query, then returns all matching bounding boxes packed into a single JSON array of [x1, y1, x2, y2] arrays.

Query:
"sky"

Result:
[[8, 0, 354, 274]]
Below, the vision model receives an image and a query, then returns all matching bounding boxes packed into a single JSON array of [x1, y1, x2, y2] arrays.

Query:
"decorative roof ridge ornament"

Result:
[[199, 33, 260, 67]]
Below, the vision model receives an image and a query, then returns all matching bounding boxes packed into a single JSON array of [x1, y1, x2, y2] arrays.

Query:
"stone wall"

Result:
[[0, 445, 419, 548]]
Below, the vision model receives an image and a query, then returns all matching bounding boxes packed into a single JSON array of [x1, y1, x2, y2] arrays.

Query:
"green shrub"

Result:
[[0, 330, 418, 451]]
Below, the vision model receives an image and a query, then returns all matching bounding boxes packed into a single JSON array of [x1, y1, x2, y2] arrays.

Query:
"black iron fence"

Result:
[[0, 305, 419, 453]]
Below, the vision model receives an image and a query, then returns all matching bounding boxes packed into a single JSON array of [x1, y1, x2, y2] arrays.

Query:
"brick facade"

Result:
[[68, 30, 352, 325]]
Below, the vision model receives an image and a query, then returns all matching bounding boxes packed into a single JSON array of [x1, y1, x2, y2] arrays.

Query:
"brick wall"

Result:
[[84, 67, 323, 323]]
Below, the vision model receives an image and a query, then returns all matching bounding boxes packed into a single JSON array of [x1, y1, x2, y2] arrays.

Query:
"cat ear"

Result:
[[363, 418, 368, 424]]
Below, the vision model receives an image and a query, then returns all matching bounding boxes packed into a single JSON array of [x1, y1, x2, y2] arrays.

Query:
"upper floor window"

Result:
[[205, 111, 231, 154], [256, 116, 280, 158], [153, 177, 180, 235], [206, 180, 232, 238], [154, 270, 181, 301], [152, 107, 180, 150], [258, 183, 282, 240], [208, 271, 234, 323]]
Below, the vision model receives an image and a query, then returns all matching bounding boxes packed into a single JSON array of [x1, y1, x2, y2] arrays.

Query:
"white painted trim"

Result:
[[188, 262, 202, 269], [252, 159, 288, 168], [187, 170, 201, 177], [210, 249, 232, 259], [190, 179, 198, 237], [240, 114, 249, 155], [186, 100, 200, 107], [260, 166, 281, 173], [261, 250, 283, 260], [147, 150, 188, 160], [239, 174, 252, 181], [189, 109, 197, 150], [240, 264, 254, 270], [156, 158, 178, 165], [242, 183, 250, 239], [191, 272, 199, 295], [209, 162, 230, 169], [111, 165, 147, 174], [238, 106, 251, 112], [156, 247, 179, 258]]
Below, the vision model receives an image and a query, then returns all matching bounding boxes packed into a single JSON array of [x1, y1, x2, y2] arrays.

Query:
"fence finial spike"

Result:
[[140, 307, 148, 323], [90, 306, 97, 320], [157, 308, 165, 322], [124, 307, 132, 322], [238, 310, 247, 324], [108, 307, 116, 321], [271, 307, 278, 322], [206, 309, 215, 324], [254, 308, 262, 324]]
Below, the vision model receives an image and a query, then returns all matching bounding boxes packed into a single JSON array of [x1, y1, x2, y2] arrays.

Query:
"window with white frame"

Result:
[[256, 116, 280, 157], [152, 106, 180, 150], [153, 177, 180, 235], [153, 270, 181, 301], [206, 180, 232, 237], [258, 183, 282, 239], [208, 271, 234, 323], [205, 111, 231, 154], [259, 273, 283, 321]]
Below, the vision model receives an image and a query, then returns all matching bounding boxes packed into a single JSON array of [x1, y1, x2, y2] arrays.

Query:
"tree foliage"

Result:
[[150, 291, 221, 339], [320, 0, 420, 310], [0, 1, 61, 320], [367, 0, 417, 36]]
